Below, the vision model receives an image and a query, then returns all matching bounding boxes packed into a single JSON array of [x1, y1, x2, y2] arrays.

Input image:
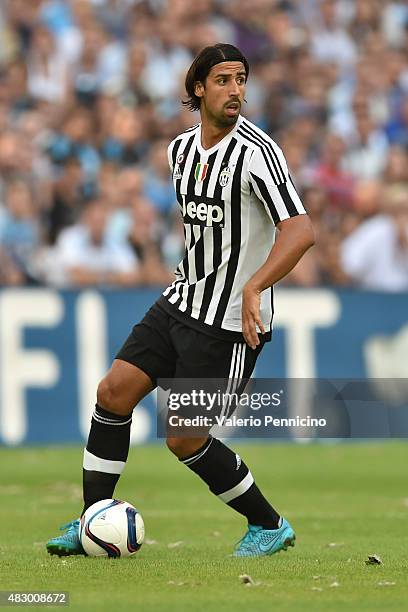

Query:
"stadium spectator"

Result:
[[124, 42, 152, 107], [0, 179, 40, 284], [6, 59, 35, 115], [26, 22, 70, 103], [126, 197, 173, 286], [72, 18, 127, 93], [310, 0, 357, 69], [44, 197, 141, 287], [342, 112, 389, 179], [341, 184, 408, 291], [384, 95, 408, 147], [383, 145, 408, 186], [351, 180, 382, 219], [143, 139, 176, 219], [46, 155, 88, 243], [311, 132, 355, 209], [140, 19, 192, 104], [100, 106, 147, 165], [46, 106, 100, 179]]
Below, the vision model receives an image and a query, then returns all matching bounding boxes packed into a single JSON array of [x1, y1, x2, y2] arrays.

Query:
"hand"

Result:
[[242, 283, 265, 350]]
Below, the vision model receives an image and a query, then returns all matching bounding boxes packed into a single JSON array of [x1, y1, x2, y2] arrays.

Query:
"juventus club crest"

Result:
[[219, 166, 231, 187]]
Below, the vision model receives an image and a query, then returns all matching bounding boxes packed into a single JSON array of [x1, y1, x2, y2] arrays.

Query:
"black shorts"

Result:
[[115, 300, 264, 396]]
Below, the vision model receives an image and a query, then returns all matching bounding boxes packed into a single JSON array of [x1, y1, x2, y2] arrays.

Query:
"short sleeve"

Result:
[[248, 145, 306, 225], [168, 137, 184, 175], [167, 142, 174, 174]]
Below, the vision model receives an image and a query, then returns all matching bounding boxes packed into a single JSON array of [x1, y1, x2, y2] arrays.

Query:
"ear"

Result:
[[194, 81, 204, 99]]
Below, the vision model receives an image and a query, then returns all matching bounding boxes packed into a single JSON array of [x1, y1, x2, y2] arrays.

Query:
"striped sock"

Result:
[[81, 404, 132, 515], [180, 437, 280, 529]]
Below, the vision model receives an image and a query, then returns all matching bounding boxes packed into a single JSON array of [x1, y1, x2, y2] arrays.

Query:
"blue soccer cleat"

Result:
[[233, 517, 296, 557], [46, 519, 86, 556]]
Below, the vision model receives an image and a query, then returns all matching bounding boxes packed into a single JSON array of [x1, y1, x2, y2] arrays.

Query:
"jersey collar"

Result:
[[196, 115, 243, 157]]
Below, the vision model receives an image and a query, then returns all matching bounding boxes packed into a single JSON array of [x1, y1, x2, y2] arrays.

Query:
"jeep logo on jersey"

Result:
[[181, 194, 224, 228]]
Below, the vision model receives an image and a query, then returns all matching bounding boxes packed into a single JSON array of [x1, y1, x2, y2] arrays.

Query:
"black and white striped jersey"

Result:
[[159, 115, 306, 341]]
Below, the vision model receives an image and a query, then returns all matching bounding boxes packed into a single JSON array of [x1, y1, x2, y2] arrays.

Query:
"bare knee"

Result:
[[96, 360, 153, 416], [166, 436, 208, 459], [97, 376, 131, 415]]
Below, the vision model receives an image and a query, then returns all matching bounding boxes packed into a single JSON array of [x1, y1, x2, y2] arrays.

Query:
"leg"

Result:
[[167, 323, 281, 530], [82, 359, 153, 514], [47, 359, 153, 556], [168, 433, 280, 529], [166, 436, 209, 459], [97, 359, 153, 415], [47, 303, 177, 556], [82, 305, 177, 515]]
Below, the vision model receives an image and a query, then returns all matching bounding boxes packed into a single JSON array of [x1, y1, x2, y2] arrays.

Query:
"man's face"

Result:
[[195, 61, 246, 128]]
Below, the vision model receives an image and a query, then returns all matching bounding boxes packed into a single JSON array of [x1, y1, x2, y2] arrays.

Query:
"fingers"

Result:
[[241, 287, 265, 350], [242, 312, 261, 350], [255, 316, 266, 336]]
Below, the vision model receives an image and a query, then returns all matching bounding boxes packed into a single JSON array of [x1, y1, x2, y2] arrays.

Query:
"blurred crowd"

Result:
[[0, 0, 407, 291]]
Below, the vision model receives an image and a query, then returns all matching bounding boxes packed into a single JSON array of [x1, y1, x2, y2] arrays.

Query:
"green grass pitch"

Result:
[[0, 442, 407, 611]]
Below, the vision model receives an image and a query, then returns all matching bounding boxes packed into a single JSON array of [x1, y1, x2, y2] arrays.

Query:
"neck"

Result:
[[200, 113, 238, 150]]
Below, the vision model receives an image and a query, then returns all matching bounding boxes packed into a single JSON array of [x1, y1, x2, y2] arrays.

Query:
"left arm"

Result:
[[242, 215, 315, 349]]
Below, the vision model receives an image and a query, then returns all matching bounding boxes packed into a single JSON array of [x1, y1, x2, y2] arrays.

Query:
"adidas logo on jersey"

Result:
[[181, 194, 224, 228]]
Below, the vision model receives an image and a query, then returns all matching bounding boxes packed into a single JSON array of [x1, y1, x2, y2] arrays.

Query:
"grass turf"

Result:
[[0, 443, 407, 611]]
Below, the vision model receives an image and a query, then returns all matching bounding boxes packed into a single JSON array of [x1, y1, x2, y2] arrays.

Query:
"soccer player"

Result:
[[46, 43, 314, 558]]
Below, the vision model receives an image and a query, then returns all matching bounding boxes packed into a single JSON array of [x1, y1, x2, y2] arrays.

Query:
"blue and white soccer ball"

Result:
[[80, 499, 145, 557]]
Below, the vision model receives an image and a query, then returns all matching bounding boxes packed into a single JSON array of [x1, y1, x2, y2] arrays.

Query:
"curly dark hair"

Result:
[[182, 43, 249, 112]]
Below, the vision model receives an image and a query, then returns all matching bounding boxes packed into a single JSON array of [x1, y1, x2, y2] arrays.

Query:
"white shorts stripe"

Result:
[[232, 344, 242, 381], [217, 471, 254, 503], [237, 344, 246, 383], [221, 343, 246, 421], [83, 449, 126, 475], [221, 343, 239, 419], [226, 343, 238, 392]]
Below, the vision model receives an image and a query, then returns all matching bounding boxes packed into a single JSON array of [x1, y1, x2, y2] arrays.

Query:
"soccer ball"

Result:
[[80, 499, 144, 557]]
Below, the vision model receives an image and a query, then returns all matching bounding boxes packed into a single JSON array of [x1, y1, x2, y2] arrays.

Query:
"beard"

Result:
[[216, 114, 239, 127], [212, 105, 241, 128], [223, 113, 239, 127]]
